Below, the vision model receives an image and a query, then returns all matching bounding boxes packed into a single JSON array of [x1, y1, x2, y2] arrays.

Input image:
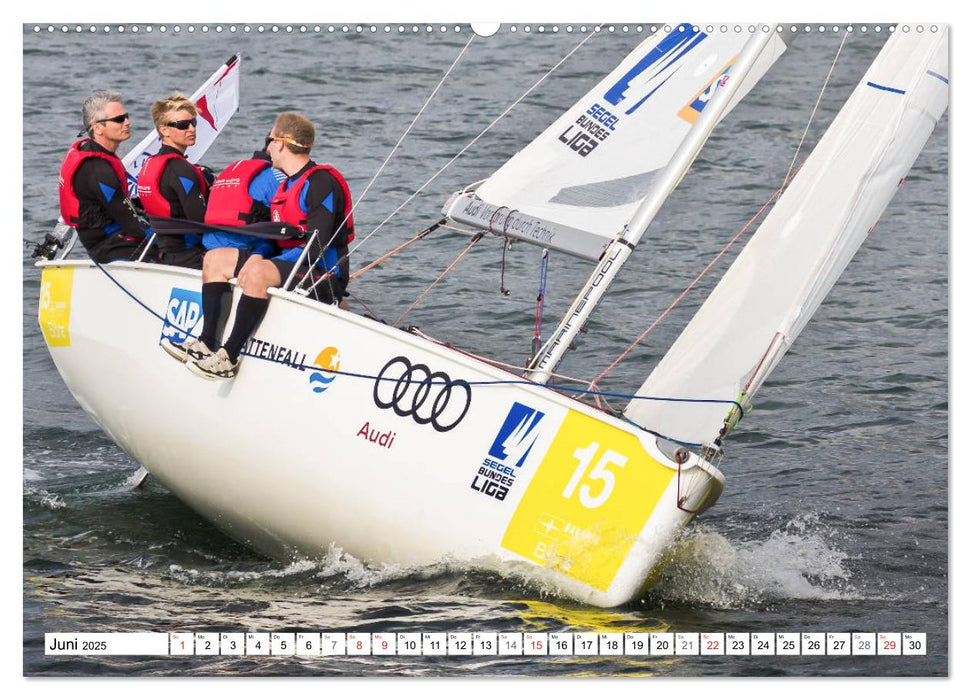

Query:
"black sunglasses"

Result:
[[165, 117, 197, 130], [97, 112, 130, 125]]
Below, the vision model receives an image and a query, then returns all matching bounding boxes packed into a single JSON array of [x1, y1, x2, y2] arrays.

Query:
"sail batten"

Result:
[[623, 29, 949, 448]]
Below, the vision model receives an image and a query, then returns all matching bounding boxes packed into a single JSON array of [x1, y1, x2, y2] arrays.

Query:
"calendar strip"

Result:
[[44, 632, 927, 657]]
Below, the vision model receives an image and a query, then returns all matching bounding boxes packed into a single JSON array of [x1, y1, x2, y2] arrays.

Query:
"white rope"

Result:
[[344, 24, 604, 264], [296, 32, 480, 288], [782, 30, 851, 188]]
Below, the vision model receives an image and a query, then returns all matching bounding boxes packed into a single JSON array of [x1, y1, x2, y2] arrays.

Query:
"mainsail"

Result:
[[443, 25, 786, 260], [623, 28, 949, 448]]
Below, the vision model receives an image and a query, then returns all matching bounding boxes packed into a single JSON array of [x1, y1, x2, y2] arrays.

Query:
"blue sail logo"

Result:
[[603, 23, 705, 116], [489, 402, 545, 468], [309, 346, 341, 394]]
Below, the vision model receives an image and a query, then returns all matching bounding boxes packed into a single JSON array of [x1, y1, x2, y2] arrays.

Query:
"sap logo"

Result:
[[309, 346, 341, 394], [488, 402, 545, 468], [160, 288, 202, 344], [602, 24, 706, 117]]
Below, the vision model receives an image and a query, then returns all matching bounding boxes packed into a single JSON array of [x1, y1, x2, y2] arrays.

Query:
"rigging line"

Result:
[[585, 172, 795, 393], [349, 219, 444, 281], [342, 289, 386, 324], [265, 353, 743, 414], [89, 262, 170, 326], [783, 30, 850, 188], [393, 232, 484, 327], [296, 34, 478, 290], [410, 325, 615, 392], [328, 24, 605, 275], [532, 249, 549, 360]]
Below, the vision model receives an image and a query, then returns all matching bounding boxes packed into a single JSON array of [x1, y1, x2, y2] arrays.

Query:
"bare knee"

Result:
[[202, 248, 239, 283], [237, 259, 280, 298]]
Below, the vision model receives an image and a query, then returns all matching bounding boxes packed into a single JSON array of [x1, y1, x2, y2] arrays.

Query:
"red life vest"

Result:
[[58, 140, 130, 226], [204, 159, 274, 226], [270, 164, 355, 249], [136, 152, 209, 217]]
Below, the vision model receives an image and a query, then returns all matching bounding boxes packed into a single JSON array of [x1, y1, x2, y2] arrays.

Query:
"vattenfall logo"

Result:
[[488, 402, 545, 467], [161, 288, 202, 344], [309, 347, 341, 394]]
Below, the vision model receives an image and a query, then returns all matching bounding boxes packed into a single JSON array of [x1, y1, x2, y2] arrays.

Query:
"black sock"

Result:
[[198, 282, 232, 349], [222, 295, 269, 363]]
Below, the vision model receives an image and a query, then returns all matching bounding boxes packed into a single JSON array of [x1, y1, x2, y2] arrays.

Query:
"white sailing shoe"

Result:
[[186, 347, 239, 381], [160, 337, 214, 363]]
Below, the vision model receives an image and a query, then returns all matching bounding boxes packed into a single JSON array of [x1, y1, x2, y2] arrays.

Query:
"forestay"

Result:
[[623, 28, 949, 448], [443, 25, 786, 260]]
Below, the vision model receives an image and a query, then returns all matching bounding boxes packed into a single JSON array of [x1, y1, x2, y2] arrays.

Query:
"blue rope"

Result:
[[93, 261, 170, 327], [90, 259, 743, 440], [532, 249, 549, 358], [263, 354, 744, 414]]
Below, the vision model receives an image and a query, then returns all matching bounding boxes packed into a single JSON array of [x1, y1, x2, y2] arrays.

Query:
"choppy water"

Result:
[[22, 23, 948, 677]]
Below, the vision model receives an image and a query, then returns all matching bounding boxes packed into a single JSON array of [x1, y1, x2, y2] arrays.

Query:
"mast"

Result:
[[526, 26, 778, 384]]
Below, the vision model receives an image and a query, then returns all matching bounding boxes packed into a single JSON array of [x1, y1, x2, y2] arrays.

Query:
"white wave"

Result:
[[649, 513, 858, 608], [167, 558, 322, 586], [24, 486, 66, 510]]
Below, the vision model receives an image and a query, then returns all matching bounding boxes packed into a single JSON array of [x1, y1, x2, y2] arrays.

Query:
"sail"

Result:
[[623, 28, 949, 448], [443, 25, 786, 260], [121, 54, 241, 198]]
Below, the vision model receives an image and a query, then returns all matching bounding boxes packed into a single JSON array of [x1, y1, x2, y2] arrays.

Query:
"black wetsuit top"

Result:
[[286, 161, 349, 287], [151, 145, 208, 254], [71, 140, 149, 258]]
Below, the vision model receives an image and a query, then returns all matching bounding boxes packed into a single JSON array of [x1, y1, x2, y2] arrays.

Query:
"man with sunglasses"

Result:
[[58, 90, 152, 262], [179, 112, 354, 381], [136, 94, 209, 269]]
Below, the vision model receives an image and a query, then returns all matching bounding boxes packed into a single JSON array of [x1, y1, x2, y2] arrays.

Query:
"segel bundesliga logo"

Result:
[[558, 25, 710, 157], [471, 402, 545, 502], [161, 288, 202, 344]]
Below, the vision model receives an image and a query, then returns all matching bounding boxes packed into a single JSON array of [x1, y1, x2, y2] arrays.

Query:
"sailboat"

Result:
[[36, 25, 948, 608]]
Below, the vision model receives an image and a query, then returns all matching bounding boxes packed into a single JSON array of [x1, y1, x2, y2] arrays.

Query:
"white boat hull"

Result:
[[38, 260, 724, 607]]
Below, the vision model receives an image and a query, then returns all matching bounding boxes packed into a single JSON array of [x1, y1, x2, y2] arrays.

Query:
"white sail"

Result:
[[623, 28, 949, 448], [443, 25, 785, 260], [527, 27, 781, 383]]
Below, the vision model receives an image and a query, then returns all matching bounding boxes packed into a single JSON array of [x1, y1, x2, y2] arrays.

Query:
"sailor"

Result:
[[136, 93, 209, 269], [158, 141, 285, 364], [166, 112, 353, 380], [58, 91, 152, 263], [199, 137, 285, 255]]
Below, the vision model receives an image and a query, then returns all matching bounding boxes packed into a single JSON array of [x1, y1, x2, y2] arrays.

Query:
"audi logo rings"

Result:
[[373, 356, 472, 433]]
